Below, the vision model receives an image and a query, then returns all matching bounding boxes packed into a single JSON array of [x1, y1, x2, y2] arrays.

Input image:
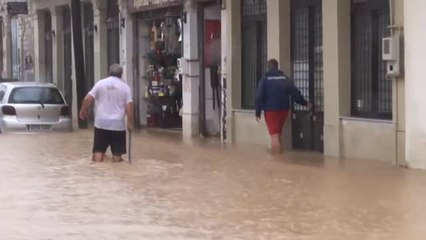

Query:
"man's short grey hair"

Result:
[[109, 64, 123, 78]]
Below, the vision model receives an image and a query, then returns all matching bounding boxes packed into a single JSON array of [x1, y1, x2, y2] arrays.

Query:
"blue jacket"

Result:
[[255, 70, 308, 117]]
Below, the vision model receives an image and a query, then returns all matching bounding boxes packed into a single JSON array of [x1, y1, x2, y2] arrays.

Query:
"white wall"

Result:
[[340, 119, 396, 162], [405, 0, 426, 169], [232, 110, 270, 146]]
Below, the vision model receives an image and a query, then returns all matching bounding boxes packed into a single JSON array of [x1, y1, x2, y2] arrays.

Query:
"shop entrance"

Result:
[[135, 7, 183, 130], [291, 0, 324, 152]]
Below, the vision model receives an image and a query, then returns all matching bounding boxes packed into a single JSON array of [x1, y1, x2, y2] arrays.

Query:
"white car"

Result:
[[0, 82, 72, 133]]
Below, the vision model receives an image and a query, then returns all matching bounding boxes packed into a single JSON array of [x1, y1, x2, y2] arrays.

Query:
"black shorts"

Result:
[[93, 127, 127, 156]]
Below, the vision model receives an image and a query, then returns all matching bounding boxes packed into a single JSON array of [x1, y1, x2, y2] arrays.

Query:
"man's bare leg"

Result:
[[92, 152, 105, 162], [270, 134, 282, 155], [112, 155, 124, 162]]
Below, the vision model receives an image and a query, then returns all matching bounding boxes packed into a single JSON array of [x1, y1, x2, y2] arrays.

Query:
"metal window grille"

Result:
[[313, 6, 324, 112], [241, 0, 267, 109], [292, 8, 310, 111], [351, 0, 391, 119], [291, 5, 323, 112]]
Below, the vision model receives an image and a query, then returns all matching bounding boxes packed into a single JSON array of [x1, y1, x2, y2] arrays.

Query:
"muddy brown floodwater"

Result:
[[1, 130, 426, 240]]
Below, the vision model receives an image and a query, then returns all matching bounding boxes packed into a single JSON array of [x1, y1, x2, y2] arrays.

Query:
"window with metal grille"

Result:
[[241, 0, 267, 109], [351, 0, 392, 119]]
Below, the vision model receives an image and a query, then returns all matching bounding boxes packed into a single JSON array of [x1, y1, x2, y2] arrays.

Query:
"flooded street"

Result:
[[1, 130, 426, 240]]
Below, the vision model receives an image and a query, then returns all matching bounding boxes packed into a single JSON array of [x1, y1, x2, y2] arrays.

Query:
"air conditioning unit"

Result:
[[382, 33, 401, 77]]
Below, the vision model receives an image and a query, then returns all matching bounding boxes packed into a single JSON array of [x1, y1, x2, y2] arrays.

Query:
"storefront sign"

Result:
[[128, 0, 183, 12], [6, 2, 28, 15]]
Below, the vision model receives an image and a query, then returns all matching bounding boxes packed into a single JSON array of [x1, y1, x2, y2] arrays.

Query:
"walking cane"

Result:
[[128, 129, 132, 164]]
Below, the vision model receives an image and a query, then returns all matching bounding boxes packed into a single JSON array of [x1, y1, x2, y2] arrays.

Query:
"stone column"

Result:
[[267, 0, 292, 150], [92, 0, 108, 81], [51, 7, 64, 89], [222, 0, 241, 143], [136, 20, 150, 127], [405, 0, 426, 169], [392, 0, 406, 167], [118, 0, 134, 87], [2, 14, 12, 78], [182, 0, 200, 137], [322, 0, 351, 157], [33, 9, 46, 82]]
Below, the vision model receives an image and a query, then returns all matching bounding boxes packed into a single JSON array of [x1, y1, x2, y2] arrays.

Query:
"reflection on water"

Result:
[[1, 130, 426, 240]]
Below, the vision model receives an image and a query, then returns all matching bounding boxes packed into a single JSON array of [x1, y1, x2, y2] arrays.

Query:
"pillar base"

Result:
[[182, 113, 200, 138]]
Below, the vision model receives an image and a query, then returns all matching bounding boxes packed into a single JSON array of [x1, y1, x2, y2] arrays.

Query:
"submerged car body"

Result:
[[0, 82, 72, 133]]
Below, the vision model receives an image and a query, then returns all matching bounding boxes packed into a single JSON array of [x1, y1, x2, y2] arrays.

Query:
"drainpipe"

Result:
[[389, 0, 394, 35]]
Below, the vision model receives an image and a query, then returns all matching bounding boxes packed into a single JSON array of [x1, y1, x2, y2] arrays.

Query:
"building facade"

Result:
[[122, 0, 223, 136], [222, 0, 412, 166], [0, 0, 35, 81], [12, 0, 426, 169], [30, 0, 121, 128]]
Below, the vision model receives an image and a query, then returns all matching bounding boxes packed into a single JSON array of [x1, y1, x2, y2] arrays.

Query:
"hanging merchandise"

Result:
[[144, 18, 183, 129], [162, 18, 181, 55]]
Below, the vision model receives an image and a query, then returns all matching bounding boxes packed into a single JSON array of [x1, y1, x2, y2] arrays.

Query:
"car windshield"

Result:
[[9, 87, 65, 105]]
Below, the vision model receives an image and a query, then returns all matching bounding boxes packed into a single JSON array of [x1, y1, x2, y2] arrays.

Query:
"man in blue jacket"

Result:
[[255, 59, 311, 154]]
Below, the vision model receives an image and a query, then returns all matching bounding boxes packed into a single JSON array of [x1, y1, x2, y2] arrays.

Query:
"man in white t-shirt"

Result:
[[79, 64, 134, 162]]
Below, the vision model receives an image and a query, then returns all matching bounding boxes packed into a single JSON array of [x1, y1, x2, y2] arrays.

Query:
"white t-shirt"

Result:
[[88, 76, 133, 131]]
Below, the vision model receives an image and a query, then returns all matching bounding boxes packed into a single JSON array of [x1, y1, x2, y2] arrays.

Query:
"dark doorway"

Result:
[[83, 2, 94, 91], [83, 2, 95, 125], [106, 0, 120, 67], [63, 6, 73, 106], [44, 11, 53, 83], [291, 0, 324, 152]]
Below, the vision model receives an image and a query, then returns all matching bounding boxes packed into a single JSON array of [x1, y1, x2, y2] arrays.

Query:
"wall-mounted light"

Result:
[[121, 18, 125, 28], [85, 24, 98, 36], [181, 11, 187, 23], [45, 31, 54, 40], [221, 0, 226, 10], [106, 17, 114, 30]]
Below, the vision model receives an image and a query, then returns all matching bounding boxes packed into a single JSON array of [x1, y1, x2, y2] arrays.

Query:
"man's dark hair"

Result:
[[109, 64, 123, 78], [267, 59, 279, 71]]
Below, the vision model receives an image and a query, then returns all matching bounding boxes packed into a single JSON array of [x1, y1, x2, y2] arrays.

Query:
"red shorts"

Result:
[[264, 110, 290, 135]]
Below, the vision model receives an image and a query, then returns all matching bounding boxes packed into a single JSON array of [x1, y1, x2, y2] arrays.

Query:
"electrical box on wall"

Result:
[[177, 58, 186, 75], [382, 33, 401, 78]]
